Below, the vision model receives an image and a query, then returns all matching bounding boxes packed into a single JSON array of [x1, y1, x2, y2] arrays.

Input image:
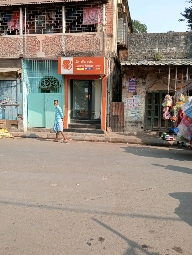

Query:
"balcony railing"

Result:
[[0, 32, 105, 59]]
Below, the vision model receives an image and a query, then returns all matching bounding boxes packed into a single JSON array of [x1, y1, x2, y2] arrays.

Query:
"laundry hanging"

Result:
[[83, 6, 102, 25], [8, 11, 20, 30]]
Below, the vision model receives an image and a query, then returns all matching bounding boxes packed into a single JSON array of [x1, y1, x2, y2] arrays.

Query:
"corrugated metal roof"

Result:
[[121, 59, 192, 66], [0, 0, 102, 6]]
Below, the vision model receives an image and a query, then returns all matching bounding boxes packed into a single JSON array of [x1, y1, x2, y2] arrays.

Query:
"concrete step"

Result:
[[63, 128, 104, 134], [11, 131, 178, 146], [68, 123, 97, 129], [70, 119, 101, 125], [28, 128, 54, 133], [28, 127, 103, 133]]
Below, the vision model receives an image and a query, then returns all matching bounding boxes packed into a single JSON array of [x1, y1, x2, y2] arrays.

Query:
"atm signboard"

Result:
[[58, 57, 105, 75]]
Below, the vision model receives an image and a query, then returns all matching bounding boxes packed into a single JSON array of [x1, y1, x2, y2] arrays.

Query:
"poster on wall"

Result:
[[128, 78, 137, 93], [125, 96, 141, 119]]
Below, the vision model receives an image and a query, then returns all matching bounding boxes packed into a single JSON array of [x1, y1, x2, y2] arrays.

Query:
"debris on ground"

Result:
[[0, 128, 13, 138]]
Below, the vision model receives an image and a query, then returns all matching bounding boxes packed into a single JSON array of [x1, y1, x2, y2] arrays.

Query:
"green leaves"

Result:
[[153, 52, 163, 61], [132, 20, 147, 33], [179, 0, 192, 29]]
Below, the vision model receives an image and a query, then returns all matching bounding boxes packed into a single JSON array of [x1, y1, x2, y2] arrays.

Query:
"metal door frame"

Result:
[[70, 80, 93, 120]]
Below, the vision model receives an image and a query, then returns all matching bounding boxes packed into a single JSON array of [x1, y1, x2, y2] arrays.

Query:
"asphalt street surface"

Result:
[[0, 138, 192, 255]]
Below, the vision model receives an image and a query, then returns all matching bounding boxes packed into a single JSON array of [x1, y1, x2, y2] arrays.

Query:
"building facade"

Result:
[[121, 32, 192, 133], [0, 0, 131, 132]]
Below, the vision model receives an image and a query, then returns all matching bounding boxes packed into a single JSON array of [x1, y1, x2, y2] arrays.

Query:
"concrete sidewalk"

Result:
[[10, 130, 177, 147]]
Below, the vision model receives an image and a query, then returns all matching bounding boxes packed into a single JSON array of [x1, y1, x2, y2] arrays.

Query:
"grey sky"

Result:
[[128, 0, 191, 33]]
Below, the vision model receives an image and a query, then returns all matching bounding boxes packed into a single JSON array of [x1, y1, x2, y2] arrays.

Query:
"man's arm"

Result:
[[57, 106, 64, 119]]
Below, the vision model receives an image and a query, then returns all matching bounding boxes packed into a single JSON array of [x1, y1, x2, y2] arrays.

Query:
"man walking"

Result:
[[53, 100, 68, 143]]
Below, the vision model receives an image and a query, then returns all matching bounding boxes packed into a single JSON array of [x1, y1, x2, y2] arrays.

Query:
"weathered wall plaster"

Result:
[[122, 65, 192, 132]]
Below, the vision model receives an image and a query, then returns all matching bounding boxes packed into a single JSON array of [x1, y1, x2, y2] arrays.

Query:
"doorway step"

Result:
[[64, 119, 104, 134]]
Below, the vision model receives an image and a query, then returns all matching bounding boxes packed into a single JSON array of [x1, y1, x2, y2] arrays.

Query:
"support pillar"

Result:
[[19, 8, 23, 35], [102, 76, 107, 131], [64, 76, 68, 129]]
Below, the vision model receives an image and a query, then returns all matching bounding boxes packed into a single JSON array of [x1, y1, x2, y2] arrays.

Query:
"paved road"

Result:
[[0, 138, 192, 255]]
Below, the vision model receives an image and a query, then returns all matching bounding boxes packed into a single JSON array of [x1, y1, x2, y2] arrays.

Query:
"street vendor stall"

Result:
[[177, 96, 192, 149]]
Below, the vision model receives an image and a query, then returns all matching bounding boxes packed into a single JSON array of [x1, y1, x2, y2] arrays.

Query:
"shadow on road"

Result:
[[92, 218, 160, 255], [152, 164, 192, 175], [169, 192, 192, 227], [121, 146, 192, 161], [0, 200, 181, 222]]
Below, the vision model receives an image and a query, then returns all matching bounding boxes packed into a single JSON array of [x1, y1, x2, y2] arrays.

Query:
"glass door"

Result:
[[71, 80, 91, 119], [71, 80, 102, 120]]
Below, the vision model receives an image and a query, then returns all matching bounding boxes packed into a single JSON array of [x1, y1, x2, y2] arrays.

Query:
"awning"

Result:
[[0, 68, 22, 73], [0, 68, 22, 80]]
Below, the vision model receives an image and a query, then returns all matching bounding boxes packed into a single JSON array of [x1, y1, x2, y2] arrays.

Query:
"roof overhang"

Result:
[[0, 0, 108, 6], [121, 60, 192, 66], [0, 68, 22, 73]]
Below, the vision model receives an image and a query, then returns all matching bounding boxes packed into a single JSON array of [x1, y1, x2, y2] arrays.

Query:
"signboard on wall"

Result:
[[58, 57, 105, 75], [128, 78, 137, 93], [58, 57, 73, 75]]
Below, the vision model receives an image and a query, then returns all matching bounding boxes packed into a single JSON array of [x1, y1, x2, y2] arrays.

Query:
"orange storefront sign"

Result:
[[58, 57, 106, 75]]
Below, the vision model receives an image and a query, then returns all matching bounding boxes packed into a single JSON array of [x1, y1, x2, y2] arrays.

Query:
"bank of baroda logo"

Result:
[[60, 57, 73, 74], [62, 59, 73, 70]]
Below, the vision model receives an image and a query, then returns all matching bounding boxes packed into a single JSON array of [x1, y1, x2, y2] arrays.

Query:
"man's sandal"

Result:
[[62, 139, 68, 143]]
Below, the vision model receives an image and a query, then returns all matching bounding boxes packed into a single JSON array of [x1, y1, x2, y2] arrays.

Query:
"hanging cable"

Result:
[[186, 66, 189, 96], [174, 66, 177, 102], [24, 7, 26, 57], [168, 65, 170, 94]]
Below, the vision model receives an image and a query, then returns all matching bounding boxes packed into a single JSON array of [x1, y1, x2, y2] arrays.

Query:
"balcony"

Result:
[[0, 32, 105, 59], [117, 18, 128, 49], [0, 3, 106, 59]]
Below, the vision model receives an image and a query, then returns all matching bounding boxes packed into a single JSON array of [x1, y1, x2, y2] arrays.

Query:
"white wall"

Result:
[[94, 80, 102, 119]]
